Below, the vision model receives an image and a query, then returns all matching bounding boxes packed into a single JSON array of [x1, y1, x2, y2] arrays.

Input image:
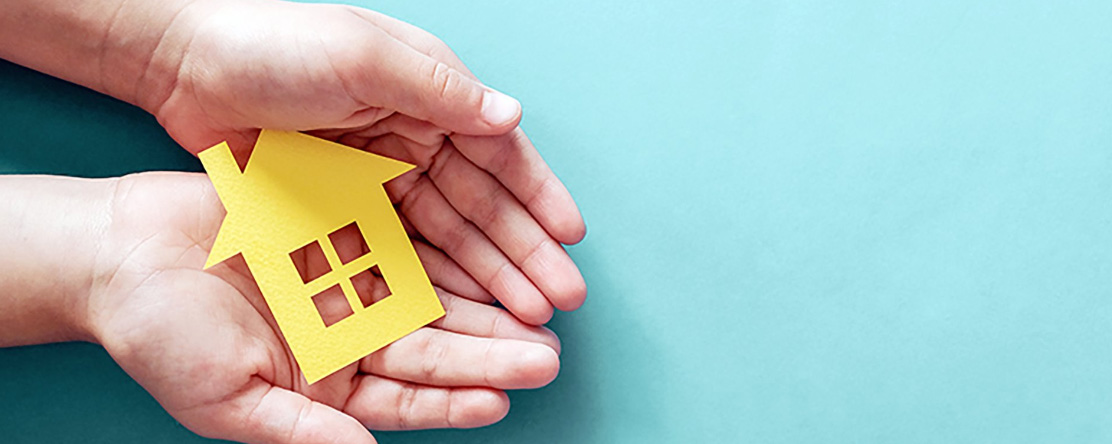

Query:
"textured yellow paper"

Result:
[[199, 130, 445, 384]]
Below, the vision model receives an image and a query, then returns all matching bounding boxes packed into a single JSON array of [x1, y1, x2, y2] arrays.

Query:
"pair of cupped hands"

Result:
[[85, 2, 584, 443]]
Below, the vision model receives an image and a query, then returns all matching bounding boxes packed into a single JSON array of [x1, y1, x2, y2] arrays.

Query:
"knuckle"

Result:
[[418, 334, 449, 380], [444, 390, 457, 428], [484, 261, 513, 296], [395, 384, 419, 429], [520, 237, 550, 270], [488, 311, 506, 337], [440, 219, 471, 255], [426, 143, 455, 179], [471, 191, 505, 229], [481, 341, 499, 386], [523, 175, 555, 212], [397, 178, 432, 219], [481, 132, 527, 176], [426, 61, 458, 100]]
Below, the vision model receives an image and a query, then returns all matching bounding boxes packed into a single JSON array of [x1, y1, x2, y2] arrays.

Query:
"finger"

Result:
[[414, 240, 494, 303], [331, 24, 520, 135], [361, 327, 559, 389], [183, 377, 376, 444], [335, 112, 448, 148], [431, 288, 560, 352], [394, 174, 554, 325], [428, 142, 586, 311], [329, 115, 445, 177], [344, 375, 508, 430], [452, 130, 587, 245]]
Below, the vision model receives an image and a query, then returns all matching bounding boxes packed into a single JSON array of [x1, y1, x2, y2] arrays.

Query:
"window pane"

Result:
[[328, 221, 370, 265], [289, 240, 330, 284], [311, 284, 353, 327], [351, 265, 391, 308]]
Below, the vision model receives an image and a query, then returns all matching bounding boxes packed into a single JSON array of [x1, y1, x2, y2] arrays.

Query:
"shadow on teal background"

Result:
[[3, 1, 1112, 442]]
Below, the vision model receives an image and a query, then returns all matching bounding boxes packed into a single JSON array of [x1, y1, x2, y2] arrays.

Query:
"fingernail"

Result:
[[481, 90, 521, 126]]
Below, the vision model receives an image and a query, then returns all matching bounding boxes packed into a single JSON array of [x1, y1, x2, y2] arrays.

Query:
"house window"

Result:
[[310, 285, 352, 327], [289, 221, 393, 327]]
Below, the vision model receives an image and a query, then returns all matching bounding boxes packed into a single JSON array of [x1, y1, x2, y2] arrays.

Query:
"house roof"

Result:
[[200, 130, 414, 268]]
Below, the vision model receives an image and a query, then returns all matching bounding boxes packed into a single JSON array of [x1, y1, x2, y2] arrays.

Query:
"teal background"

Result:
[[3, 1, 1112, 442]]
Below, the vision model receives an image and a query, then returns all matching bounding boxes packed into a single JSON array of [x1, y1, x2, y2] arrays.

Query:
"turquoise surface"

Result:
[[3, 1, 1112, 442]]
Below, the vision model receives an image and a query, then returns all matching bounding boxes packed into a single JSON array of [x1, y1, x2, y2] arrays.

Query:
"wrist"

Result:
[[0, 0, 225, 116], [50, 176, 120, 345], [0, 176, 118, 346], [96, 0, 217, 115]]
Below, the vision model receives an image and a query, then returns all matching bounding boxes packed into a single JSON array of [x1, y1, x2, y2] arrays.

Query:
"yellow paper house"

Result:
[[199, 130, 444, 384]]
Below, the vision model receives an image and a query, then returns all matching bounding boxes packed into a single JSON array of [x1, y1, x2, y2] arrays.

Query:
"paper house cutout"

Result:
[[199, 130, 445, 384]]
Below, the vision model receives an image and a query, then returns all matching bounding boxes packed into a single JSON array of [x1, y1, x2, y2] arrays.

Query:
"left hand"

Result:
[[89, 172, 563, 444]]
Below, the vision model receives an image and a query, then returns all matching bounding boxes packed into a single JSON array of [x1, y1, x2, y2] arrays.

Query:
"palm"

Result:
[[89, 173, 562, 443], [152, 1, 585, 326]]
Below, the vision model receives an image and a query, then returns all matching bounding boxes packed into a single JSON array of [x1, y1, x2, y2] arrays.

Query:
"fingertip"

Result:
[[552, 273, 588, 312], [493, 309, 563, 353], [534, 251, 586, 313], [534, 193, 586, 245], [492, 393, 512, 424], [451, 389, 511, 428], [558, 220, 588, 245], [480, 89, 522, 130], [539, 326, 562, 355], [543, 183, 587, 246], [513, 300, 554, 326], [498, 274, 555, 325], [521, 345, 561, 387], [475, 302, 562, 352], [489, 341, 561, 389]]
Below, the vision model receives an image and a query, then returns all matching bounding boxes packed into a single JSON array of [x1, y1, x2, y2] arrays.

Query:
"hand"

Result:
[[146, 0, 586, 324], [87, 172, 563, 444]]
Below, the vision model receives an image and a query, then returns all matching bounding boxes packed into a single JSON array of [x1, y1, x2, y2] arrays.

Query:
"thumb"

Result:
[[353, 29, 522, 135], [182, 379, 376, 444]]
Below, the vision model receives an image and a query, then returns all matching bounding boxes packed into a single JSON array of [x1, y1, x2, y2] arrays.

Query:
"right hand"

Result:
[[144, 0, 586, 324]]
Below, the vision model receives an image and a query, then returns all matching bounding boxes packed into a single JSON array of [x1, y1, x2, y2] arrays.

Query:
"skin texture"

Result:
[[0, 0, 587, 442], [0, 173, 564, 444]]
